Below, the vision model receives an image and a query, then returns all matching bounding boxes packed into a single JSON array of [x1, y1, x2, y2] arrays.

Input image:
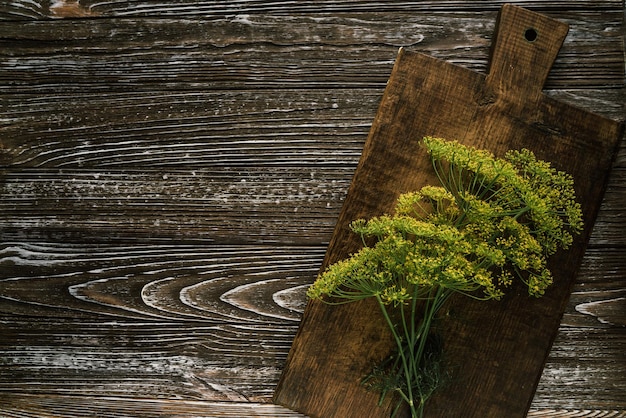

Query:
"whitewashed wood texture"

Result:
[[0, 1, 624, 416]]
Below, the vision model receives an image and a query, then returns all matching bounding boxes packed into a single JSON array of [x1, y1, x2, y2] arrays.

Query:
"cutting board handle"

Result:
[[486, 4, 569, 99]]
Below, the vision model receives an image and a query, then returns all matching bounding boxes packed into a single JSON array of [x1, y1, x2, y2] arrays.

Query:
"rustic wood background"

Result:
[[0, 1, 624, 417]]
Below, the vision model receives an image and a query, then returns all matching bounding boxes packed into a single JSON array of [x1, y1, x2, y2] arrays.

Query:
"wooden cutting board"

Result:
[[274, 5, 624, 418]]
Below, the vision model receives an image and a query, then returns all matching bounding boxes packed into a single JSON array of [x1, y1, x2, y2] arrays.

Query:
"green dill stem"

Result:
[[388, 284, 452, 418], [409, 284, 421, 381], [512, 205, 530, 221], [416, 286, 451, 415], [375, 294, 415, 416]]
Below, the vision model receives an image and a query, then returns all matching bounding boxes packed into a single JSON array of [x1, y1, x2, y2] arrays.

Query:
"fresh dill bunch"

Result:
[[306, 137, 583, 418]]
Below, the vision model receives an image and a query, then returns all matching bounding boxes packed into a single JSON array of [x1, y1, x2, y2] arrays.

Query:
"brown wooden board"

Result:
[[274, 5, 624, 418]]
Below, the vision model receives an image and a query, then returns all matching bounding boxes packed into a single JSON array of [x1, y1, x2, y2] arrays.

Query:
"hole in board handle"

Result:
[[524, 28, 538, 42]]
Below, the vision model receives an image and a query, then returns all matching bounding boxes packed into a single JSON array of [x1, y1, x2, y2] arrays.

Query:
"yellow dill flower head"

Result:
[[380, 286, 411, 306]]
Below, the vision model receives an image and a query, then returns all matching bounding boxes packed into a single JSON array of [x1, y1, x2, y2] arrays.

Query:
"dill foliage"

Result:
[[307, 137, 583, 417]]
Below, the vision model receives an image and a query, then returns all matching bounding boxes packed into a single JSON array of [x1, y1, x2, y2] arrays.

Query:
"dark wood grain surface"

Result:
[[0, 1, 624, 417]]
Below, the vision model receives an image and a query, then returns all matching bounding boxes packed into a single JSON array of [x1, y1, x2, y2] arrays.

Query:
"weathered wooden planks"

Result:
[[2, 395, 622, 418], [0, 90, 372, 168], [0, 395, 309, 417], [0, 12, 623, 92], [0, 243, 323, 401], [0, 169, 349, 243], [0, 89, 621, 169], [0, 1, 624, 417], [1, 0, 624, 20]]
